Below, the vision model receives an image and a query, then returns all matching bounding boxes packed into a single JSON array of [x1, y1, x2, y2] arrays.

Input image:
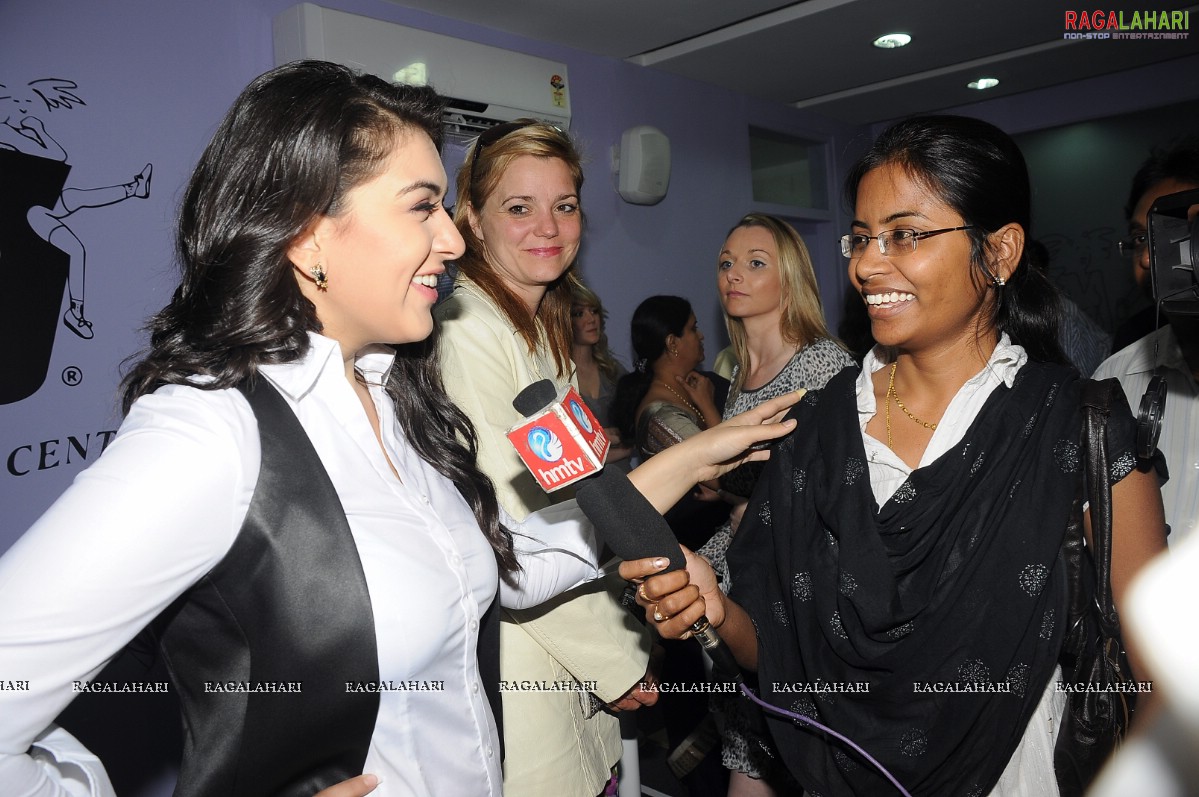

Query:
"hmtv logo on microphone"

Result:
[[507, 386, 609, 491], [526, 426, 565, 462], [568, 398, 593, 434]]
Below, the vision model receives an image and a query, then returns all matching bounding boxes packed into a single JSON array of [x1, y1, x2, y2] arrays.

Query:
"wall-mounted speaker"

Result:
[[614, 126, 670, 205]]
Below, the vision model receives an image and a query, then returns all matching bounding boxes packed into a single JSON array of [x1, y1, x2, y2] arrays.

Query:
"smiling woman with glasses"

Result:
[[620, 114, 1167, 797], [840, 225, 975, 259]]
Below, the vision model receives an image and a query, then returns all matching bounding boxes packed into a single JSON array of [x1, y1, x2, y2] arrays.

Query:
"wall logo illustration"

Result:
[[526, 426, 564, 463], [0, 77, 152, 404]]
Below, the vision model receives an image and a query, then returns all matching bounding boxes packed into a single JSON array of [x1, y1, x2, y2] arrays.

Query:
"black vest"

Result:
[[151, 378, 503, 794], [94, 376, 501, 791], [152, 378, 379, 796]]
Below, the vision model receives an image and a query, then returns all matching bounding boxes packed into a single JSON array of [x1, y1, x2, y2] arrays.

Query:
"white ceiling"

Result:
[[383, 0, 1199, 125]]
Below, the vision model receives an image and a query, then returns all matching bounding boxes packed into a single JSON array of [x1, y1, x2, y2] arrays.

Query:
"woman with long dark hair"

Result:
[[610, 295, 723, 459], [0, 63, 797, 797], [623, 116, 1167, 797]]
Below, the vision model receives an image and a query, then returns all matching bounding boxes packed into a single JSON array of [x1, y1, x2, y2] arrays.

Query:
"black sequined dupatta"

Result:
[[728, 362, 1133, 797]]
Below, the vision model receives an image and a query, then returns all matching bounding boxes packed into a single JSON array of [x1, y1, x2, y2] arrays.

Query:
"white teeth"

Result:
[[865, 292, 915, 306], [413, 274, 439, 288]]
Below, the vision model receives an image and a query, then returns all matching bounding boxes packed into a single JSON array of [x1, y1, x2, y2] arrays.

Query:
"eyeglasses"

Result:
[[840, 226, 975, 259], [469, 120, 560, 175], [470, 121, 530, 170], [1117, 233, 1147, 258]]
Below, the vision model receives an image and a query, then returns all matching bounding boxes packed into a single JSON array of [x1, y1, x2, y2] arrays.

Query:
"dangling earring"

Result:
[[980, 262, 1005, 289], [310, 262, 328, 291]]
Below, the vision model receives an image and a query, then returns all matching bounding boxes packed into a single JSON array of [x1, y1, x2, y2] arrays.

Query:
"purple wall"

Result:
[[1, 0, 864, 546]]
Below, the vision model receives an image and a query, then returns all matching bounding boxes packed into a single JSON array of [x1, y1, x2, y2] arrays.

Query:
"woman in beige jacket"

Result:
[[436, 120, 653, 797]]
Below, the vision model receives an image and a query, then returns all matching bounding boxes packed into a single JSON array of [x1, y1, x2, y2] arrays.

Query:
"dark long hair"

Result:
[[845, 115, 1066, 365], [610, 295, 693, 442], [121, 60, 515, 571]]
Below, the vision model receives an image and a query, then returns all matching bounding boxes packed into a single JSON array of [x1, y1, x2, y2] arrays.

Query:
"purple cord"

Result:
[[739, 683, 914, 797]]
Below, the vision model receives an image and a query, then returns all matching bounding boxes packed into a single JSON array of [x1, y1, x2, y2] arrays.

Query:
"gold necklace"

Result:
[[885, 361, 937, 448], [658, 380, 705, 426]]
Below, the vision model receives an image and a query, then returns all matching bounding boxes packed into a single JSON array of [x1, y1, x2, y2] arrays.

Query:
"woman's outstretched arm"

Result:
[[626, 390, 801, 513]]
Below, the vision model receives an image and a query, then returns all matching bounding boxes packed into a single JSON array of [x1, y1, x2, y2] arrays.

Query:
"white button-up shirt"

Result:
[[1094, 325, 1199, 545], [856, 337, 1064, 797], [857, 335, 1027, 506], [0, 333, 599, 796]]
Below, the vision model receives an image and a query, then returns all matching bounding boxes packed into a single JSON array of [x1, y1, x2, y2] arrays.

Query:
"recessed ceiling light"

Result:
[[967, 78, 1000, 90], [873, 33, 912, 49]]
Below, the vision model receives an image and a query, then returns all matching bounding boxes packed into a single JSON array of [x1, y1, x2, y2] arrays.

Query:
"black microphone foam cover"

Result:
[[512, 378, 557, 417], [575, 467, 686, 574]]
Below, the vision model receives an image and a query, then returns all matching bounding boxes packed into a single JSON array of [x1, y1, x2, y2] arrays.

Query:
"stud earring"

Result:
[[310, 263, 328, 291], [993, 275, 1006, 287]]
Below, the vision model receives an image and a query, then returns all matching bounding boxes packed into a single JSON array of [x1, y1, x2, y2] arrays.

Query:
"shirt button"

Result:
[[487, 747, 494, 758], [469, 619, 479, 632], [472, 682, 480, 694]]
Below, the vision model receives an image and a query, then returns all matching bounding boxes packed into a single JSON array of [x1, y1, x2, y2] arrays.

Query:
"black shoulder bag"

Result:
[[1054, 378, 1139, 796]]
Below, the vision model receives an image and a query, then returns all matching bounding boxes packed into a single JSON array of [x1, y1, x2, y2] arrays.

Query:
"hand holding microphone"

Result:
[[510, 381, 803, 680], [575, 467, 746, 682], [623, 548, 726, 639], [508, 379, 803, 503]]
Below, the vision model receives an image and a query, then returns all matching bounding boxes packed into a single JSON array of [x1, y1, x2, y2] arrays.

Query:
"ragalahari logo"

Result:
[[1064, 9, 1189, 39]]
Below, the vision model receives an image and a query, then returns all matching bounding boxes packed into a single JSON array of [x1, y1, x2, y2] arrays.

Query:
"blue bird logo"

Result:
[[527, 426, 564, 462], [569, 400, 594, 434]]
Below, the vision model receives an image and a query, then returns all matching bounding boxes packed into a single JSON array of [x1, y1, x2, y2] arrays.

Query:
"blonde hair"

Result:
[[721, 214, 841, 388], [571, 282, 622, 382], [453, 120, 584, 377]]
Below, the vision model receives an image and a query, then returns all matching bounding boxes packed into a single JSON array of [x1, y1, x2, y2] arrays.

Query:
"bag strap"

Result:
[[1080, 378, 1124, 631]]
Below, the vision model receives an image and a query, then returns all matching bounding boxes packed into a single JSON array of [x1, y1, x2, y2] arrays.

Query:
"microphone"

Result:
[[508, 379, 741, 679], [575, 467, 744, 683], [507, 379, 610, 491], [512, 378, 558, 416], [572, 431, 914, 795]]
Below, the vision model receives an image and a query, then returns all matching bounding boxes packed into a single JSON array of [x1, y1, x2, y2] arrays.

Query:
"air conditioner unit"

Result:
[[273, 3, 571, 141]]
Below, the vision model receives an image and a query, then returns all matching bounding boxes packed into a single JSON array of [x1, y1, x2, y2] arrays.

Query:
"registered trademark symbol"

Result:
[[61, 366, 83, 387]]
